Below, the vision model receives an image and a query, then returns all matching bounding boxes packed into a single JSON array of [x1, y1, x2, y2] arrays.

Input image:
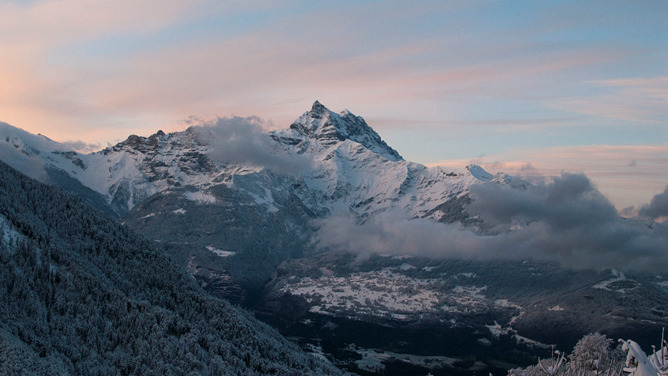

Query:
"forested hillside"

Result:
[[0, 161, 343, 375]]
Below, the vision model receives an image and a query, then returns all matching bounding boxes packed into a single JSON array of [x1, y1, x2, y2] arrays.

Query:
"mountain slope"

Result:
[[1, 102, 502, 302], [0, 121, 118, 217], [0, 161, 343, 375], [270, 101, 495, 221]]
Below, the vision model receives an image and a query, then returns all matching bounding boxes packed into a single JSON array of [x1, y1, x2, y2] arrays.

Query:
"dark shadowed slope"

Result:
[[0, 161, 343, 376]]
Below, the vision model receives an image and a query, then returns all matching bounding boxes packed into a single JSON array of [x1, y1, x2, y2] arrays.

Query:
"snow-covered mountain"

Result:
[[271, 100, 505, 222], [1, 121, 223, 216], [2, 101, 500, 221], [3, 103, 668, 375], [1, 102, 504, 298]]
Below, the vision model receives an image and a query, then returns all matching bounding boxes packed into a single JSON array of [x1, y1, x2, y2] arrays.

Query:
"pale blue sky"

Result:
[[1, 0, 666, 209]]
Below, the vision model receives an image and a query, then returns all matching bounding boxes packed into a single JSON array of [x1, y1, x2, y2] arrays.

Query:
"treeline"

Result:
[[0, 161, 343, 375]]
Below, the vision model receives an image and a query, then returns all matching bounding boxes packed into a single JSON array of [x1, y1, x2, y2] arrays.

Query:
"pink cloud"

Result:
[[553, 77, 668, 123], [0, 0, 663, 166], [0, 0, 210, 47]]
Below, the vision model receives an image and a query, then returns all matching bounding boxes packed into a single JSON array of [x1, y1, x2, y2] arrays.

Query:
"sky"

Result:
[[1, 0, 666, 211]]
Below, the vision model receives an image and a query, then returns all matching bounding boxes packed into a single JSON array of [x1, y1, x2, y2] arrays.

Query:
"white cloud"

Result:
[[313, 174, 668, 272], [429, 144, 668, 211]]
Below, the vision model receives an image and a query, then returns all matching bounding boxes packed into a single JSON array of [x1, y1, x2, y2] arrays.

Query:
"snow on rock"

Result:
[[246, 187, 279, 213], [468, 164, 494, 182], [183, 191, 217, 204], [286, 100, 403, 162], [593, 269, 640, 294], [206, 246, 236, 258]]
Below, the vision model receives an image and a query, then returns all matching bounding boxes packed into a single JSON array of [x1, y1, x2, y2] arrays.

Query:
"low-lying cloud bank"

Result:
[[313, 173, 668, 272], [191, 116, 312, 175]]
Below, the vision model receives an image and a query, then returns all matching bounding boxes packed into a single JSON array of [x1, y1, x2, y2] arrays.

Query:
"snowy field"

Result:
[[280, 266, 513, 321]]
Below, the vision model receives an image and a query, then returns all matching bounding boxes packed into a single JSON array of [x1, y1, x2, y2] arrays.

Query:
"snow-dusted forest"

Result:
[[0, 161, 342, 375]]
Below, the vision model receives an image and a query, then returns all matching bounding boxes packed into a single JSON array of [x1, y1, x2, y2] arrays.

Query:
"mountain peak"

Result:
[[311, 100, 327, 114], [289, 101, 403, 161]]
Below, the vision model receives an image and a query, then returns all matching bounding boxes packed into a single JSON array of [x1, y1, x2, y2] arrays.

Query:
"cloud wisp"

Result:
[[313, 173, 668, 272], [554, 77, 668, 124], [639, 186, 668, 221], [58, 140, 103, 153], [190, 116, 312, 175]]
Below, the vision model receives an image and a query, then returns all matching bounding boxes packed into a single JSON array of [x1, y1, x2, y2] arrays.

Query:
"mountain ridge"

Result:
[[0, 102, 501, 301], [0, 101, 494, 219]]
